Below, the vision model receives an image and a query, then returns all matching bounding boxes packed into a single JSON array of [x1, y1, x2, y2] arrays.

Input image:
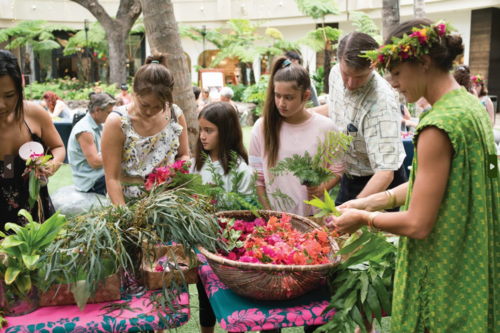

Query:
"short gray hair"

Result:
[[220, 87, 234, 99], [88, 93, 116, 113]]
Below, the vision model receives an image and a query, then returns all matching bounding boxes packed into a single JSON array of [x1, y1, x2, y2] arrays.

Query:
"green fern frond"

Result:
[[295, 0, 340, 19]]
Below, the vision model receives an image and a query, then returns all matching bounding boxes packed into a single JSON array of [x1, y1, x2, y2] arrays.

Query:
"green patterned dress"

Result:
[[391, 88, 500, 332]]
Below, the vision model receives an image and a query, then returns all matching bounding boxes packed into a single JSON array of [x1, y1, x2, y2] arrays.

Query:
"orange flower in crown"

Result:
[[363, 21, 455, 72]]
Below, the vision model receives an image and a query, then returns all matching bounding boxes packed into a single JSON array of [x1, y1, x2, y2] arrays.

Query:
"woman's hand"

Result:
[[326, 208, 369, 234], [306, 184, 326, 200], [337, 197, 372, 211]]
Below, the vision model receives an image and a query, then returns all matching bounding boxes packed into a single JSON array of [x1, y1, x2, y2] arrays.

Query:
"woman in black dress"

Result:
[[0, 50, 65, 228]]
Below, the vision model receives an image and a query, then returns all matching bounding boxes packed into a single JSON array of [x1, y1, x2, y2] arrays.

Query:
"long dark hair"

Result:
[[0, 50, 24, 124], [453, 64, 474, 94], [194, 102, 248, 175], [262, 56, 310, 168]]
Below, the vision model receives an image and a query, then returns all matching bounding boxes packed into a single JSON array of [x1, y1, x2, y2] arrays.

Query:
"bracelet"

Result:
[[385, 189, 397, 210], [384, 191, 392, 209], [388, 189, 397, 209], [368, 212, 382, 232]]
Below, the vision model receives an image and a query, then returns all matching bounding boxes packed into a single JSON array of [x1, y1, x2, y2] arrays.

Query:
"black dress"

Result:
[[0, 121, 55, 229]]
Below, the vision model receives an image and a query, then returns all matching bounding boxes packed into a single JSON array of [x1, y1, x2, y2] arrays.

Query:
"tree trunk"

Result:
[[248, 63, 256, 85], [323, 39, 332, 95], [107, 30, 128, 86], [141, 0, 200, 151], [413, 0, 425, 18], [240, 63, 248, 86], [382, 0, 400, 41], [70, 0, 141, 86]]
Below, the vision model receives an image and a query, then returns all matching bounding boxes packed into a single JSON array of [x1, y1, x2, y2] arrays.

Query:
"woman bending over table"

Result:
[[328, 19, 499, 333], [101, 53, 190, 205]]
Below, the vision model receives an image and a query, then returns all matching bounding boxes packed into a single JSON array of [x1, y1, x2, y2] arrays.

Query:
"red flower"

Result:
[[436, 23, 446, 37]]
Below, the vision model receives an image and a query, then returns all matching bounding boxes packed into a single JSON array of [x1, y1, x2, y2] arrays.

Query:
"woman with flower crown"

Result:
[[471, 74, 495, 126], [327, 19, 499, 332]]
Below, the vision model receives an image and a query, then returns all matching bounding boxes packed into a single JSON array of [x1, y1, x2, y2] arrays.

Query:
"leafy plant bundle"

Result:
[[21, 152, 53, 209], [269, 130, 352, 187], [202, 151, 263, 214], [0, 209, 67, 326], [317, 230, 398, 333], [0, 210, 67, 295], [41, 183, 223, 326]]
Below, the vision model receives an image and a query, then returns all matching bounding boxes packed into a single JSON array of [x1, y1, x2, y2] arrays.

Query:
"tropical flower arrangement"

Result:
[[22, 152, 53, 209], [217, 213, 334, 265], [144, 160, 191, 191], [363, 20, 454, 72], [471, 74, 484, 85]]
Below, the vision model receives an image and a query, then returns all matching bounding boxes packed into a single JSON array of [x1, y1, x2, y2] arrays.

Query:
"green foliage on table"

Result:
[[269, 130, 352, 187], [317, 230, 398, 333], [41, 183, 223, 319], [203, 151, 262, 214], [0, 210, 67, 299], [242, 75, 270, 116]]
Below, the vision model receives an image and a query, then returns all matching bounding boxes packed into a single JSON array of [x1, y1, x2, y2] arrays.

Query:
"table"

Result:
[[197, 253, 336, 332], [53, 119, 73, 163], [3, 291, 190, 333], [402, 136, 414, 173]]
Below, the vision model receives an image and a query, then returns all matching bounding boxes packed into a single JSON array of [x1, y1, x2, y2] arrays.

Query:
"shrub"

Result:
[[24, 78, 121, 101], [242, 75, 270, 117], [227, 83, 246, 102]]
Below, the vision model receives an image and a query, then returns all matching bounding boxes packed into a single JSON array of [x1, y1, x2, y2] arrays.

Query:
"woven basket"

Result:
[[39, 270, 121, 307], [197, 210, 341, 300], [142, 243, 199, 290]]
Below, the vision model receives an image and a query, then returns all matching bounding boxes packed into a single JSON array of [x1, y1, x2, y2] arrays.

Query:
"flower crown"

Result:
[[363, 21, 455, 72], [471, 74, 484, 84]]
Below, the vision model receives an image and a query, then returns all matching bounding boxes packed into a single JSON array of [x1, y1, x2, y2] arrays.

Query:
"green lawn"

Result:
[[49, 126, 391, 333]]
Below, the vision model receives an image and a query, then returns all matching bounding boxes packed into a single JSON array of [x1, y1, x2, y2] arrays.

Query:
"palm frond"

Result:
[[265, 27, 283, 40], [274, 39, 300, 52], [349, 11, 381, 38], [298, 31, 325, 52], [32, 40, 62, 52], [43, 23, 76, 33], [130, 18, 145, 34], [295, 0, 340, 20]]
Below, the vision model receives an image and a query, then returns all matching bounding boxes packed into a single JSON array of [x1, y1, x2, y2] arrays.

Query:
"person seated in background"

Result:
[[68, 93, 116, 196], [116, 83, 132, 105], [219, 87, 238, 112], [42, 91, 71, 118], [284, 50, 320, 107]]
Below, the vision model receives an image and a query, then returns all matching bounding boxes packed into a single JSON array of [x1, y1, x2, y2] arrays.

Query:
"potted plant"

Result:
[[0, 210, 67, 316]]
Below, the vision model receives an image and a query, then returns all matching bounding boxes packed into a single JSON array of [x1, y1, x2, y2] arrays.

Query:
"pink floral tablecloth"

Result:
[[3, 291, 190, 333], [197, 253, 336, 332]]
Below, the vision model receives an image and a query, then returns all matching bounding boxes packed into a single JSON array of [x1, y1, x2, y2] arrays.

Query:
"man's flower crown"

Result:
[[363, 21, 455, 72], [471, 74, 484, 84]]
